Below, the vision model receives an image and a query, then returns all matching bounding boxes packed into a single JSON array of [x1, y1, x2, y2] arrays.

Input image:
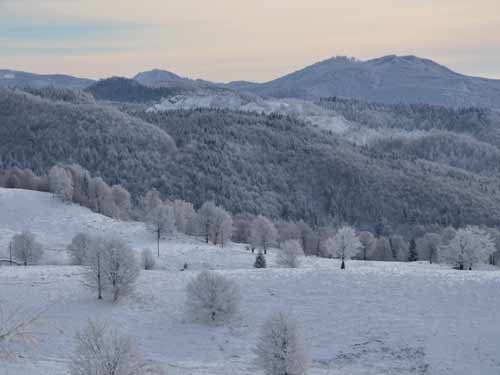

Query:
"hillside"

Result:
[[3, 87, 500, 232], [0, 69, 94, 89], [1, 189, 500, 375], [230, 55, 500, 108], [0, 88, 176, 194]]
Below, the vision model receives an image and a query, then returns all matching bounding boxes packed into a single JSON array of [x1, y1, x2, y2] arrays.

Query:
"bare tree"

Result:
[[211, 206, 233, 247], [277, 240, 304, 268], [70, 320, 162, 375], [255, 311, 308, 375], [84, 238, 140, 301], [112, 185, 131, 221], [197, 201, 217, 244], [358, 231, 375, 261], [11, 231, 43, 266], [142, 189, 162, 217], [173, 199, 196, 234], [186, 271, 240, 325], [140, 248, 155, 270], [440, 226, 495, 270], [146, 204, 175, 257], [67, 233, 93, 265], [250, 215, 278, 254], [417, 233, 441, 264], [48, 165, 73, 202], [326, 226, 361, 269], [0, 304, 43, 358]]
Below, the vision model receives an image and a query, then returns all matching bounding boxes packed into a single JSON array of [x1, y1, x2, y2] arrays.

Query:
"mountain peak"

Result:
[[133, 69, 186, 86]]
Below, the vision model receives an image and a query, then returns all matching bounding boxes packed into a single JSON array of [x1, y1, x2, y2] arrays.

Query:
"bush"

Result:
[[255, 312, 308, 375], [186, 271, 240, 325], [70, 320, 162, 375], [276, 240, 303, 268]]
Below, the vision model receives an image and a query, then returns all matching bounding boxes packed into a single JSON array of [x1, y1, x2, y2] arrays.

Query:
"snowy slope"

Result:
[[148, 91, 435, 145], [2, 189, 500, 375]]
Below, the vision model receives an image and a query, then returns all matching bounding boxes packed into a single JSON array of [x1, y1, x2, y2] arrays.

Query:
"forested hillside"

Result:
[[2, 87, 499, 234]]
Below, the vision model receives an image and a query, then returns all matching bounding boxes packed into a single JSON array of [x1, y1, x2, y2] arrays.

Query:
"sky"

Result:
[[0, 0, 499, 82]]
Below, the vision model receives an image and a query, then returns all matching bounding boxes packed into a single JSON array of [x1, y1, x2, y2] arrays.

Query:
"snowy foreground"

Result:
[[1, 189, 500, 375]]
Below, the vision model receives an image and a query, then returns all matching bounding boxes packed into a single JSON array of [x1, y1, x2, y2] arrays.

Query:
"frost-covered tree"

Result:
[[89, 177, 114, 217], [140, 248, 155, 270], [389, 235, 409, 261], [326, 226, 361, 269], [186, 271, 240, 325], [172, 200, 196, 234], [11, 231, 43, 266], [0, 304, 43, 358], [146, 204, 175, 257], [232, 213, 254, 244], [250, 215, 278, 254], [142, 189, 162, 216], [48, 165, 73, 202], [417, 233, 441, 264], [441, 226, 495, 270], [255, 312, 308, 375], [358, 231, 375, 261], [111, 185, 131, 221], [67, 233, 93, 265], [254, 252, 267, 268], [211, 206, 233, 247], [197, 201, 217, 243], [84, 238, 140, 301], [70, 320, 161, 375], [277, 240, 304, 268]]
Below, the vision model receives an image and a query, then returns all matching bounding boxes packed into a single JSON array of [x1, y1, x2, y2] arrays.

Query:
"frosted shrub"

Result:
[[277, 240, 303, 268], [70, 320, 162, 375], [186, 271, 240, 324]]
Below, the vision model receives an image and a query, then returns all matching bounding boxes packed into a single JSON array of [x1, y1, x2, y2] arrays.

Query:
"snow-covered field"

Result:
[[1, 188, 500, 375]]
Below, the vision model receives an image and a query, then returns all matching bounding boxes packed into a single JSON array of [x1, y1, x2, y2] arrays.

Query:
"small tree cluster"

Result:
[[197, 201, 233, 247], [11, 231, 43, 266], [186, 271, 240, 324], [440, 226, 495, 270], [47, 164, 132, 221], [83, 237, 140, 302], [250, 215, 278, 254]]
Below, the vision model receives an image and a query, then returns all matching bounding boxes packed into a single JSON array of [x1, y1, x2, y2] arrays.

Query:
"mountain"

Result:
[[0, 69, 94, 89], [229, 55, 500, 108]]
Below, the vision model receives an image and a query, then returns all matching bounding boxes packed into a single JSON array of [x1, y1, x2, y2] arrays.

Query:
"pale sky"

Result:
[[0, 0, 499, 82]]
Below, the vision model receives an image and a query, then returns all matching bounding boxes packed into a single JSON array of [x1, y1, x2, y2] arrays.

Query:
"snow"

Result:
[[2, 188, 500, 374]]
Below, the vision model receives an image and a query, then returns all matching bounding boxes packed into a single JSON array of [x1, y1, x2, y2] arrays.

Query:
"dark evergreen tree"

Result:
[[254, 252, 267, 269], [408, 238, 418, 262]]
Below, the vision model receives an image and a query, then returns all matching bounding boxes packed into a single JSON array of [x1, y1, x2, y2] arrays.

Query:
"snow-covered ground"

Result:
[[1, 188, 500, 375]]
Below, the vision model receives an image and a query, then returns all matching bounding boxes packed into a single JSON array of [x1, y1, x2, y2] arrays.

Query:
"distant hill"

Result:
[[228, 55, 500, 108], [86, 77, 183, 103], [0, 69, 94, 89]]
